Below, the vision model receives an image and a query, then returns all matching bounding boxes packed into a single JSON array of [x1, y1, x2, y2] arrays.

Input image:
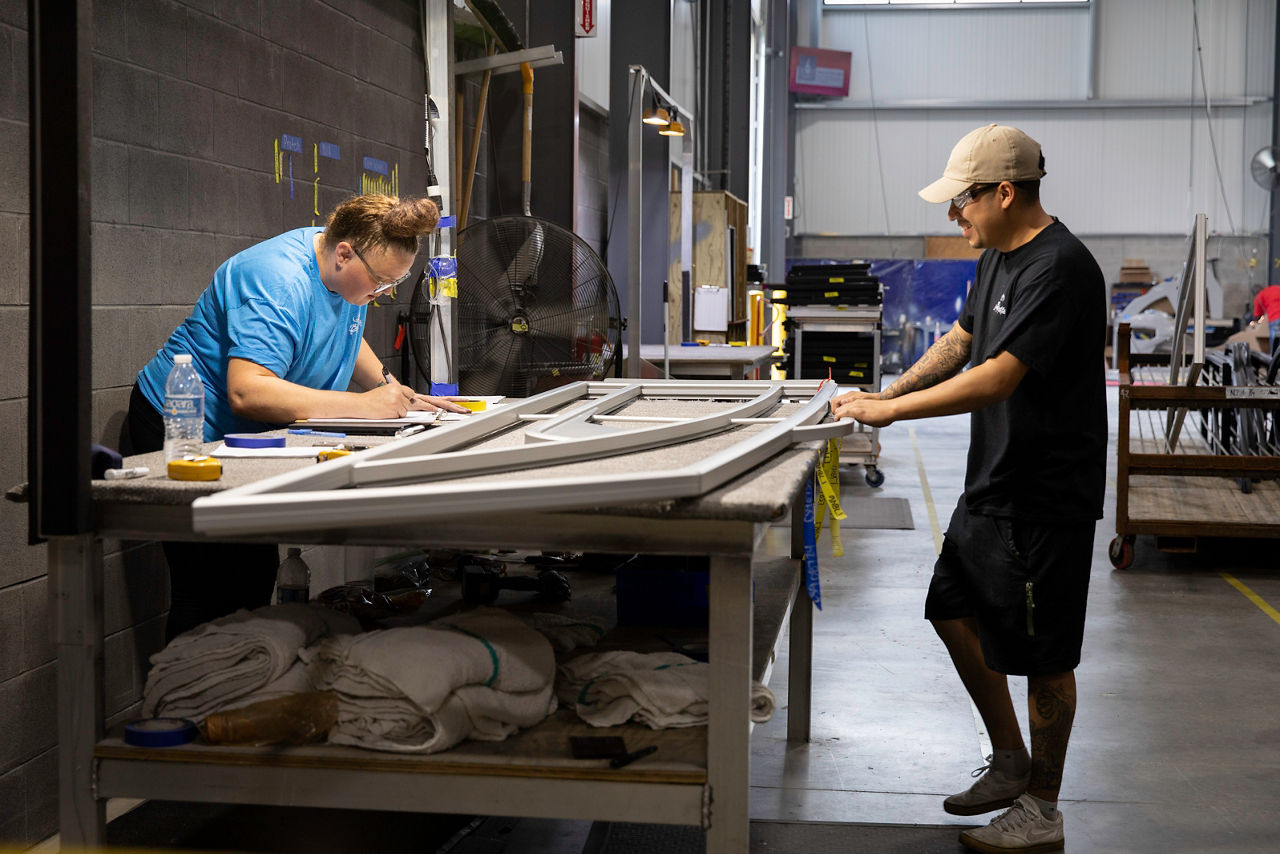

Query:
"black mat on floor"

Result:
[[841, 497, 915, 529], [590, 820, 969, 853]]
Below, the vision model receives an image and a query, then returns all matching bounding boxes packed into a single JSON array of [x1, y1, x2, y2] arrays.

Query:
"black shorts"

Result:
[[925, 499, 1095, 676]]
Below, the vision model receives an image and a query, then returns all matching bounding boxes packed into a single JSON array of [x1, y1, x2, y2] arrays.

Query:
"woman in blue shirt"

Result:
[[121, 194, 465, 640]]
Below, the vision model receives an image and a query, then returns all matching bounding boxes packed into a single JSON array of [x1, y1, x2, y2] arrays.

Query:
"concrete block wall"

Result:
[[1, 0, 428, 844]]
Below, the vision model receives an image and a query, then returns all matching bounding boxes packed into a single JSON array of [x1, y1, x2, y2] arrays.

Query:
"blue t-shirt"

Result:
[[138, 227, 367, 440]]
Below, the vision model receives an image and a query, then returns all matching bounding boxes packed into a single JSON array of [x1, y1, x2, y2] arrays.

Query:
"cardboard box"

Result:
[[1118, 258, 1152, 284]]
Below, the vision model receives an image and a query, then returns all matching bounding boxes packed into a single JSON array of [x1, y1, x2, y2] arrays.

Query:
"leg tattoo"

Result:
[[1028, 673, 1076, 798]]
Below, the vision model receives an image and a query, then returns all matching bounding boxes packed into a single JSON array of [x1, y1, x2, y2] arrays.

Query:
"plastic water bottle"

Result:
[[276, 547, 312, 605], [162, 354, 204, 461]]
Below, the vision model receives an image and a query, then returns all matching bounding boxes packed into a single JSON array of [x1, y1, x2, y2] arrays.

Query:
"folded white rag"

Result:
[[142, 603, 358, 720], [557, 650, 776, 729], [303, 607, 557, 753]]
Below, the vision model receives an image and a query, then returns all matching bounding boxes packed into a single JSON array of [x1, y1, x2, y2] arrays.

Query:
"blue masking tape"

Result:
[[124, 718, 198, 747], [224, 433, 286, 449]]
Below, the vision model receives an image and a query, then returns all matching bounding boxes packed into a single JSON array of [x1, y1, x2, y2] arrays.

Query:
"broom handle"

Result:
[[459, 41, 496, 227], [521, 62, 533, 216]]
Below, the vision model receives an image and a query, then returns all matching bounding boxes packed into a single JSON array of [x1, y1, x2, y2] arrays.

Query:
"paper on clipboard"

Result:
[[693, 286, 729, 332]]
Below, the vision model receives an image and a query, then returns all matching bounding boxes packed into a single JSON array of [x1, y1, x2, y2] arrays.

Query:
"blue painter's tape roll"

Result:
[[125, 718, 198, 747], [224, 433, 286, 449]]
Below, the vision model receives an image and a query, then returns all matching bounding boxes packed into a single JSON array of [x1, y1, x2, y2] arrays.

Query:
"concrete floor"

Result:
[[748, 384, 1280, 853], [59, 385, 1280, 854]]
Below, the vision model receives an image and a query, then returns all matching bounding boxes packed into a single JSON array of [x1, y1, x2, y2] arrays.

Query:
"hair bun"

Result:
[[382, 197, 440, 238]]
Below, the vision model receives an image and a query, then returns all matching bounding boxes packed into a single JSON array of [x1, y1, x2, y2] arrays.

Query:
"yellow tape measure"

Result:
[[167, 456, 222, 481]]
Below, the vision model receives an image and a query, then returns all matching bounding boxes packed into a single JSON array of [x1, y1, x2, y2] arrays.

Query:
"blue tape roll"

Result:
[[124, 717, 198, 747], [224, 433, 286, 449]]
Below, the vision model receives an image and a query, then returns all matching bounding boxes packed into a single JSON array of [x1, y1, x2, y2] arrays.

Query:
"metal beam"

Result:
[[795, 97, 1270, 111], [29, 0, 93, 539], [453, 44, 563, 76], [1271, 0, 1280, 281]]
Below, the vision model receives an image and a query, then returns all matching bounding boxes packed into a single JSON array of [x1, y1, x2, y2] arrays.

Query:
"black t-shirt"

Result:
[[958, 219, 1107, 522]]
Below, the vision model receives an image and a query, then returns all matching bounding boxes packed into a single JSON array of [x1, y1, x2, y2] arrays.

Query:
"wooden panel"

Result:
[[925, 235, 981, 260]]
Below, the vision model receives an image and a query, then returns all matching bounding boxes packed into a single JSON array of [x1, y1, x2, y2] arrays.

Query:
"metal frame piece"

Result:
[[1164, 213, 1208, 450], [191, 380, 846, 536]]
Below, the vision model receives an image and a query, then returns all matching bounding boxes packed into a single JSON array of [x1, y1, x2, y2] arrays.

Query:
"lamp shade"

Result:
[[642, 105, 670, 126], [659, 118, 685, 137]]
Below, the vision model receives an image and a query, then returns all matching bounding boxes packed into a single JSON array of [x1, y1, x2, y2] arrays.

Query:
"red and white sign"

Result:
[[784, 196, 793, 220], [575, 0, 596, 37]]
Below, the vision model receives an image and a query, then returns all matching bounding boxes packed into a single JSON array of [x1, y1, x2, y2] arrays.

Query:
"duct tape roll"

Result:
[[224, 433, 286, 449], [124, 717, 198, 747], [168, 456, 223, 481]]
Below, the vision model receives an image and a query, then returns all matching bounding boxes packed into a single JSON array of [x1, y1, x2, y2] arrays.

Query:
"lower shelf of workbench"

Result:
[[93, 552, 803, 826]]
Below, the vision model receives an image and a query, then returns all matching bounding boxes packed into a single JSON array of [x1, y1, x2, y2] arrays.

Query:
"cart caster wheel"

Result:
[[864, 467, 885, 488], [1108, 536, 1135, 570]]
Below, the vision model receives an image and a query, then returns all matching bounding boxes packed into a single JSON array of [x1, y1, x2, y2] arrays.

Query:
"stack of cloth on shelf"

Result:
[[302, 607, 557, 753], [142, 603, 359, 720], [557, 650, 776, 729]]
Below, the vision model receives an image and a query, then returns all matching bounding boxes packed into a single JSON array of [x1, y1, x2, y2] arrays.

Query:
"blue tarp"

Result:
[[785, 258, 976, 368]]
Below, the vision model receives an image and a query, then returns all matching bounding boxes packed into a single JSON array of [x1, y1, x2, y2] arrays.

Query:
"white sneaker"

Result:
[[959, 794, 1065, 853], [944, 755, 1031, 816]]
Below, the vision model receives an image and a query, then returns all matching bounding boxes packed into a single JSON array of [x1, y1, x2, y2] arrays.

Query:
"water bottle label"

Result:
[[165, 397, 201, 417]]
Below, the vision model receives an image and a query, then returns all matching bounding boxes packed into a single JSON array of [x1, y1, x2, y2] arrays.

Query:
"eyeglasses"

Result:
[[950, 184, 996, 211], [352, 245, 414, 295]]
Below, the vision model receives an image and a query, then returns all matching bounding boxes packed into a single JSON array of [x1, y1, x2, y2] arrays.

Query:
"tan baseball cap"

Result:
[[918, 124, 1046, 204]]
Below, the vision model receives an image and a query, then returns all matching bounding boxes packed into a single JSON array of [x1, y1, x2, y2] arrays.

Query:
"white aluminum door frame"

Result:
[[192, 380, 850, 536]]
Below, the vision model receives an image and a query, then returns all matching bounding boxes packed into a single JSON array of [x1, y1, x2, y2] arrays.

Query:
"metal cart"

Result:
[[785, 305, 884, 487]]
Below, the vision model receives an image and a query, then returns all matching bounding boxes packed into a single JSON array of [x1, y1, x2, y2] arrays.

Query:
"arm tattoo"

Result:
[[878, 328, 971, 399]]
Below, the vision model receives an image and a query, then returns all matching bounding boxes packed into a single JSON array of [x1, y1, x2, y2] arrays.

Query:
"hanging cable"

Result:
[[604, 73, 641, 254], [862, 14, 893, 240], [1192, 0, 1238, 236]]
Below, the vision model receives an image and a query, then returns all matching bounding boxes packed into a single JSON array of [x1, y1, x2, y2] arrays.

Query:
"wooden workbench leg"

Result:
[[706, 552, 753, 853], [787, 491, 812, 743], [50, 535, 106, 847]]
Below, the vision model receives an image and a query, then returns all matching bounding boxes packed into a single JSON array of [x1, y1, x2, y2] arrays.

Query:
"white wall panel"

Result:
[[823, 8, 1090, 102], [576, 0, 612, 110], [798, 0, 1275, 237]]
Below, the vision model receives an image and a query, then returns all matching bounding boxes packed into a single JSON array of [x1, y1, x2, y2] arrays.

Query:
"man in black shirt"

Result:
[[833, 124, 1106, 854]]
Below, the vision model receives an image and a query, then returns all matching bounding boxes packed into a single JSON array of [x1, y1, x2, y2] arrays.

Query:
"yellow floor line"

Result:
[[909, 427, 943, 556], [1220, 572, 1280, 626]]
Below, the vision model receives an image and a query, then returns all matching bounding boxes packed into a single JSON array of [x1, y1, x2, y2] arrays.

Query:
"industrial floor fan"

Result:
[[424, 215, 620, 397]]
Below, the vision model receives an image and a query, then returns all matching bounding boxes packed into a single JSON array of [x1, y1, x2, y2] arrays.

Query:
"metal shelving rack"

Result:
[[785, 305, 884, 487]]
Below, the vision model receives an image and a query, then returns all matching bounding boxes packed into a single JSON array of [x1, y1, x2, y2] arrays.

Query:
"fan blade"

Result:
[[505, 222, 545, 294]]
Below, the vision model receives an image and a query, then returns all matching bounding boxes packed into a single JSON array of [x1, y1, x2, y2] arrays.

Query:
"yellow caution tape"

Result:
[[167, 456, 222, 481], [828, 277, 845, 283], [823, 355, 837, 363], [824, 291, 839, 298], [815, 457, 846, 521]]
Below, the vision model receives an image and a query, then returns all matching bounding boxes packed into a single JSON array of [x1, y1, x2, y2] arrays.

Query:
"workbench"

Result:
[[54, 435, 822, 853]]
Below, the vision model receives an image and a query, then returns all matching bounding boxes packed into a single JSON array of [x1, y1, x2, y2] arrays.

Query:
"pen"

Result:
[[395, 424, 427, 438], [381, 366, 393, 387], [289, 428, 347, 438], [609, 745, 658, 769]]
